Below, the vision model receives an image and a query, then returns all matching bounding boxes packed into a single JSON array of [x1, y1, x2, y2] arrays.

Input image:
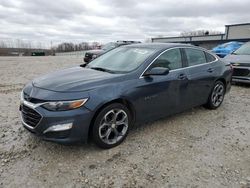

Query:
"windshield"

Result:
[[102, 42, 118, 51], [233, 42, 250, 55], [87, 47, 156, 73]]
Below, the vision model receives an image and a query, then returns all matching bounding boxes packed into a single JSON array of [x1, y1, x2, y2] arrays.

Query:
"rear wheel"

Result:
[[92, 103, 131, 149], [204, 81, 225, 109]]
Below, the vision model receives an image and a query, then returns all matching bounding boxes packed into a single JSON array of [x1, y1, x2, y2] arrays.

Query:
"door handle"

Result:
[[178, 73, 187, 80], [207, 68, 214, 73]]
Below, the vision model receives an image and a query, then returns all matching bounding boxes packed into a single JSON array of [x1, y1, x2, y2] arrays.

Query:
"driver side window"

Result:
[[151, 48, 182, 70]]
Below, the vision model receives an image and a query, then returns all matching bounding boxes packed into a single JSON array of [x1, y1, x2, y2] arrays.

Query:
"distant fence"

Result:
[[55, 51, 86, 57]]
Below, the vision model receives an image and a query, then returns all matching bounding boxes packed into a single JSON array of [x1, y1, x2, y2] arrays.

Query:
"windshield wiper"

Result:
[[90, 67, 114, 73]]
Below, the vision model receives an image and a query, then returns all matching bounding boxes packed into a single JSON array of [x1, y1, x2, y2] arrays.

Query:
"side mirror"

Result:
[[144, 67, 169, 76]]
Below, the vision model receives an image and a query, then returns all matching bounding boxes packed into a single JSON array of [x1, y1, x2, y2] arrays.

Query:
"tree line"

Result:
[[0, 39, 101, 52], [54, 42, 101, 52]]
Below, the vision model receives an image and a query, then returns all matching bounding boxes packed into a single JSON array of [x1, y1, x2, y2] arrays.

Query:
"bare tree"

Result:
[[0, 40, 7, 48], [180, 30, 222, 37], [79, 42, 90, 50], [91, 42, 101, 49], [56, 42, 76, 52]]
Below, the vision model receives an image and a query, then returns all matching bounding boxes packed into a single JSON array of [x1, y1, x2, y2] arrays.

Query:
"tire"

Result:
[[92, 103, 131, 149], [204, 81, 225, 109]]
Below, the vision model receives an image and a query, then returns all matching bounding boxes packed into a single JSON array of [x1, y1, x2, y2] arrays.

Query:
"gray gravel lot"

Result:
[[0, 56, 250, 188]]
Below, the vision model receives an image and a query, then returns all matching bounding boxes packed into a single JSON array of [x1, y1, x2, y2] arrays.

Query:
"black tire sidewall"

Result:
[[92, 103, 131, 149], [208, 81, 225, 109]]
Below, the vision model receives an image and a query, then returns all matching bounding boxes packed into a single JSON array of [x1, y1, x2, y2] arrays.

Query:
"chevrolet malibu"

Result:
[[20, 43, 233, 149]]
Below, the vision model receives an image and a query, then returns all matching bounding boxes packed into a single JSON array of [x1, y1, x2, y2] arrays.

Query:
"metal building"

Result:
[[151, 23, 250, 49]]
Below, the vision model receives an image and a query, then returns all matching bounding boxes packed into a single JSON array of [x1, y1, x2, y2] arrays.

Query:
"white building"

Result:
[[152, 23, 250, 49]]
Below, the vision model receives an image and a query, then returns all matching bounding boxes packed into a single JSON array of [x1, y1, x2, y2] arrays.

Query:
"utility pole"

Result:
[[50, 41, 53, 55]]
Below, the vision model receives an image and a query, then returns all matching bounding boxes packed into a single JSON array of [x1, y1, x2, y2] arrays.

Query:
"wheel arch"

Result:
[[216, 77, 226, 87], [208, 77, 226, 96], [88, 98, 136, 139]]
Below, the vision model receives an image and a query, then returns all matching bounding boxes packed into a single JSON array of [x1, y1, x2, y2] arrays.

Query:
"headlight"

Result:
[[41, 99, 88, 111]]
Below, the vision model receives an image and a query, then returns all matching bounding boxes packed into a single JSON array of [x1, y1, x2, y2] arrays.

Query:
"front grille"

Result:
[[21, 105, 42, 128], [233, 68, 250, 77]]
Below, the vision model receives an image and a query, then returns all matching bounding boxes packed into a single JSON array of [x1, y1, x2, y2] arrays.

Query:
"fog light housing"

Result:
[[43, 123, 73, 134]]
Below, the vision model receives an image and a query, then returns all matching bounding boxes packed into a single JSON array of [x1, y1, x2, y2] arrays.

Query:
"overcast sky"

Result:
[[0, 0, 250, 47]]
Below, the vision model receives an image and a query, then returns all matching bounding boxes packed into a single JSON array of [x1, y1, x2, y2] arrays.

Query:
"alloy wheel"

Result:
[[211, 83, 224, 107], [98, 109, 128, 145]]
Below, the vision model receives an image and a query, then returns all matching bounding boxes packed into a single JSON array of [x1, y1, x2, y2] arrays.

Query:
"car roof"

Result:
[[124, 42, 194, 50]]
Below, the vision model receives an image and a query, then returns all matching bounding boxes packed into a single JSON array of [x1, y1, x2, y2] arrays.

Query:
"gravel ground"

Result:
[[0, 56, 249, 188]]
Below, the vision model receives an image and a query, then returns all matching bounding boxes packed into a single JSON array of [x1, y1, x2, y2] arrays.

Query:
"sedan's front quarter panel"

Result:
[[85, 78, 137, 110]]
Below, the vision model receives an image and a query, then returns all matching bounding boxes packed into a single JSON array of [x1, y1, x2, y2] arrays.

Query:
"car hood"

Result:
[[224, 54, 250, 63], [85, 49, 104, 55], [32, 67, 120, 92]]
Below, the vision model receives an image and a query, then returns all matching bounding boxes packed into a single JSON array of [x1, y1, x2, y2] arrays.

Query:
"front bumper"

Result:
[[20, 103, 94, 144], [232, 66, 250, 84], [232, 77, 250, 83]]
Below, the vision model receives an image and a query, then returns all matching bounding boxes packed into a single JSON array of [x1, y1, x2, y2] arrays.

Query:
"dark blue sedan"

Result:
[[20, 43, 233, 148]]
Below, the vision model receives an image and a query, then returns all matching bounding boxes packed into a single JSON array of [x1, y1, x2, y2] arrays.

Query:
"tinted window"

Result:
[[185, 48, 206, 66], [205, 52, 216, 62], [151, 49, 182, 70]]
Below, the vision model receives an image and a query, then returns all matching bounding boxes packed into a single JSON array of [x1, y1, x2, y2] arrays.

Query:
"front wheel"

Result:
[[204, 81, 225, 109], [92, 103, 131, 149]]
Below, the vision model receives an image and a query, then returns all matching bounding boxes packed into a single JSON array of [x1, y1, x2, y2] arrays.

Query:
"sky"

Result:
[[0, 0, 250, 47]]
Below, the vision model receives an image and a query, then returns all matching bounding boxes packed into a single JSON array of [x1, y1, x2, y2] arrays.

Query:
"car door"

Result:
[[133, 48, 189, 122], [183, 48, 217, 107]]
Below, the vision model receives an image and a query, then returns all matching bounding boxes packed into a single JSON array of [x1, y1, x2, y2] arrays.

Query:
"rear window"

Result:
[[185, 48, 207, 66], [205, 52, 216, 62]]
